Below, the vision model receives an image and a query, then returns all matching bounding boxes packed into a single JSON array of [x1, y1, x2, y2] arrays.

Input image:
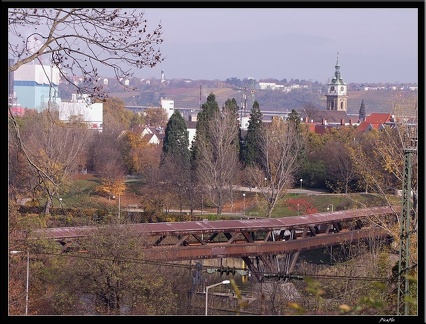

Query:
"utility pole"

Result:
[[118, 194, 121, 219], [396, 126, 417, 315], [199, 84, 202, 109], [242, 88, 247, 118]]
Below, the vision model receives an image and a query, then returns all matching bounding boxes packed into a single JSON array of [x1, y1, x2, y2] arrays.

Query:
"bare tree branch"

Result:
[[9, 8, 164, 99]]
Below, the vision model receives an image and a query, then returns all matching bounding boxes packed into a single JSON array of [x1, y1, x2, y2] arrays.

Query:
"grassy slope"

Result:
[[59, 175, 399, 219]]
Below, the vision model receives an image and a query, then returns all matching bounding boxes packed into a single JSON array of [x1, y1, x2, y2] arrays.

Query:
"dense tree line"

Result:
[[8, 8, 417, 316], [9, 91, 418, 314], [9, 93, 417, 217]]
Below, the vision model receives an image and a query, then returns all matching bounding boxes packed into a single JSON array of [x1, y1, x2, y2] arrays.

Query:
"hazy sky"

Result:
[[134, 7, 419, 84]]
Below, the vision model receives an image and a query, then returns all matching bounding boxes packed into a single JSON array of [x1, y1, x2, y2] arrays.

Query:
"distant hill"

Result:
[[345, 90, 416, 116], [111, 86, 417, 117]]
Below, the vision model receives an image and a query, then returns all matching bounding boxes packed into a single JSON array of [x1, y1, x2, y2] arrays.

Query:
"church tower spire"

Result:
[[359, 99, 366, 122], [334, 52, 341, 80], [325, 52, 348, 111]]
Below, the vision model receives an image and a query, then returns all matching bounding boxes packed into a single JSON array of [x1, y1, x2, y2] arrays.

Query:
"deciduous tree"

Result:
[[119, 130, 149, 175], [194, 97, 240, 214], [145, 107, 169, 127], [9, 111, 92, 214], [254, 116, 305, 217], [31, 225, 179, 315], [102, 97, 143, 130], [321, 128, 358, 194], [9, 8, 164, 212]]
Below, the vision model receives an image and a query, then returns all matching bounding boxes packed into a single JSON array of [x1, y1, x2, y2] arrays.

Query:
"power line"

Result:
[[30, 250, 393, 283]]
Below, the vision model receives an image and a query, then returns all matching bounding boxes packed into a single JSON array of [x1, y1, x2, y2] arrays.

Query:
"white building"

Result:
[[13, 63, 60, 110], [240, 115, 250, 130], [59, 94, 103, 131], [160, 98, 175, 119], [185, 115, 198, 149]]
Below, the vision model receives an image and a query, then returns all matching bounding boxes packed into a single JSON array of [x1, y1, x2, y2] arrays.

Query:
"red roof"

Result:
[[365, 113, 393, 124], [314, 124, 327, 135]]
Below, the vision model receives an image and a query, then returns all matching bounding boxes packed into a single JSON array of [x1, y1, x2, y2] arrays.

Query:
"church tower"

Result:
[[326, 53, 348, 111], [358, 99, 366, 122]]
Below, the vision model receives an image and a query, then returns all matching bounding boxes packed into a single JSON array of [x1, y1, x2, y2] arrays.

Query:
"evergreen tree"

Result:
[[287, 109, 302, 127], [223, 97, 241, 155], [161, 110, 190, 163], [241, 100, 263, 167], [160, 110, 192, 213], [191, 93, 220, 164]]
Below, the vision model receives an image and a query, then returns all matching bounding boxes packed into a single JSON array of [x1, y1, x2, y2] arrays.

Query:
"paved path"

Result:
[[122, 186, 330, 217], [236, 186, 329, 195]]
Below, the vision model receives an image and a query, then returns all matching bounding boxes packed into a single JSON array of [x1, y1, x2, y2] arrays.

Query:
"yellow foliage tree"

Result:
[[97, 177, 126, 199]]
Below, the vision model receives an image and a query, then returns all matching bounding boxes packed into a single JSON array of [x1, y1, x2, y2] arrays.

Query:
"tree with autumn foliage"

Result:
[[347, 126, 417, 248], [21, 223, 183, 315], [345, 98, 418, 316], [102, 97, 144, 130], [321, 127, 359, 193], [9, 110, 92, 214], [8, 8, 163, 211], [119, 130, 149, 174], [296, 128, 327, 189], [97, 176, 126, 201], [145, 107, 169, 127]]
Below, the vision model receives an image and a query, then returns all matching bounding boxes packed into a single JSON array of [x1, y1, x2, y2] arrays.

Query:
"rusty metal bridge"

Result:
[[30, 205, 400, 282]]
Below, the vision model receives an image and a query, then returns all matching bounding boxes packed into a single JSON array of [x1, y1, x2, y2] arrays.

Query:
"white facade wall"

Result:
[[259, 82, 276, 90], [13, 63, 61, 110], [161, 98, 175, 119], [187, 128, 196, 148], [14, 63, 60, 85], [59, 100, 103, 131], [240, 116, 250, 130]]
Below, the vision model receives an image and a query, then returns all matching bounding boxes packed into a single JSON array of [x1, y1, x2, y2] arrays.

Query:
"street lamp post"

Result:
[[10, 250, 29, 315], [264, 177, 269, 196], [326, 203, 334, 263], [118, 194, 121, 219], [113, 195, 121, 219], [242, 193, 246, 215], [300, 179, 303, 194], [25, 250, 29, 315], [205, 280, 230, 315], [59, 198, 63, 208]]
